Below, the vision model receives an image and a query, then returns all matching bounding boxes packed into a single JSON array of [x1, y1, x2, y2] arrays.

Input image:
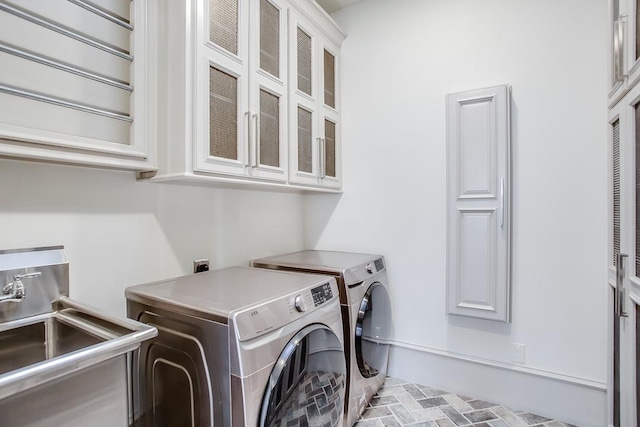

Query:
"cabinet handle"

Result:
[[500, 177, 505, 227], [321, 138, 326, 179], [245, 111, 251, 167], [316, 137, 322, 178], [252, 113, 259, 168], [614, 17, 626, 82], [616, 253, 629, 317]]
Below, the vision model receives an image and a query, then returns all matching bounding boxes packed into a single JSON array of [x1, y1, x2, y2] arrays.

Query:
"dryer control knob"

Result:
[[294, 295, 307, 312], [366, 263, 374, 274]]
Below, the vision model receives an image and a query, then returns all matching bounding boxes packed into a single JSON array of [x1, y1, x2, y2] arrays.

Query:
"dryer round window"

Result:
[[355, 282, 391, 378], [260, 324, 346, 427]]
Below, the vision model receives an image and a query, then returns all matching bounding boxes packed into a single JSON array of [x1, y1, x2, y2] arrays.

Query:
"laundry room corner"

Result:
[[303, 0, 609, 425]]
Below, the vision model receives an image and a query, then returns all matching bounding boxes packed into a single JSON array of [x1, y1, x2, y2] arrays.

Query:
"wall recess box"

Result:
[[193, 259, 210, 273]]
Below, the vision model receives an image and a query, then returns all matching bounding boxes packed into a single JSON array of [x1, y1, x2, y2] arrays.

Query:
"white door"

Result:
[[195, 0, 251, 176], [608, 89, 640, 427], [446, 85, 511, 322], [288, 11, 320, 186], [247, 0, 288, 182]]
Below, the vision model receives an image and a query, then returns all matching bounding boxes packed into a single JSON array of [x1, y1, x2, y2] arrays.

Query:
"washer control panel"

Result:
[[311, 282, 333, 307], [233, 278, 338, 342]]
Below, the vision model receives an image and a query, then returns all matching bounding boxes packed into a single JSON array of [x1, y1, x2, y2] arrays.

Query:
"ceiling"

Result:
[[315, 0, 363, 14]]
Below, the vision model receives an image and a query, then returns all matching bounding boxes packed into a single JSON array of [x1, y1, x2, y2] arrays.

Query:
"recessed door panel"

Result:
[[457, 209, 497, 311], [458, 97, 496, 198]]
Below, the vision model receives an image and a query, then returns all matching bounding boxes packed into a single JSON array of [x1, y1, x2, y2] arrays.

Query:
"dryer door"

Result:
[[355, 282, 392, 378], [259, 324, 346, 427]]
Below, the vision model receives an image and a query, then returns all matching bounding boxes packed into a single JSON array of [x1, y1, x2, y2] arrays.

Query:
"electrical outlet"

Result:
[[511, 343, 526, 364], [193, 259, 210, 274]]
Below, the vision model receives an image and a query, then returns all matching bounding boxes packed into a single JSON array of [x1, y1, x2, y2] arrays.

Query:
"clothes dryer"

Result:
[[126, 266, 346, 427], [253, 251, 392, 427]]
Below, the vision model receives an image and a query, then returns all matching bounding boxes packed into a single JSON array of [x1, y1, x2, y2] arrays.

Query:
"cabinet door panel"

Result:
[[209, 67, 239, 160], [297, 106, 313, 174], [323, 49, 335, 109], [260, 0, 280, 78], [323, 119, 336, 178], [210, 0, 239, 55], [249, 0, 287, 181], [297, 27, 313, 97], [259, 89, 280, 167]]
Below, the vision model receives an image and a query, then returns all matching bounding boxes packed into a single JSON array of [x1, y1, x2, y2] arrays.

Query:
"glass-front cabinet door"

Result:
[[248, 0, 288, 181], [608, 83, 640, 427], [195, 0, 286, 181], [318, 42, 341, 189], [288, 10, 342, 189], [196, 0, 250, 176], [610, 0, 640, 106]]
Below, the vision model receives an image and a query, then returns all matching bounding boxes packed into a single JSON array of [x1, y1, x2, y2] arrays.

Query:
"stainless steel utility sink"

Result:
[[0, 314, 103, 376], [0, 246, 157, 427], [0, 297, 156, 401]]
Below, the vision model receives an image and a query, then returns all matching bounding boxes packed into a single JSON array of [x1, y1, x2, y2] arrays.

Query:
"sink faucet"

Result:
[[1, 272, 42, 303]]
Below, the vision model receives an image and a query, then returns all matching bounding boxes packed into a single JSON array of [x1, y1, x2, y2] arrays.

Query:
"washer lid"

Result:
[[125, 266, 334, 324]]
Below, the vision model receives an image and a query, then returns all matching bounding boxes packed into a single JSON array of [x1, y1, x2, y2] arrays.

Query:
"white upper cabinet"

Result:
[[0, 0, 155, 172], [288, 6, 341, 189], [154, 0, 345, 190], [195, 0, 287, 181]]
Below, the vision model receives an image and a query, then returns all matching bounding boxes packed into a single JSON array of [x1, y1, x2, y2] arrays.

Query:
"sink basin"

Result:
[[0, 314, 115, 376], [0, 297, 156, 401]]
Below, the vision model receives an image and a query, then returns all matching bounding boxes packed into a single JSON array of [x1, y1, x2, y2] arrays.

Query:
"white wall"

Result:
[[305, 0, 609, 424], [0, 158, 306, 317]]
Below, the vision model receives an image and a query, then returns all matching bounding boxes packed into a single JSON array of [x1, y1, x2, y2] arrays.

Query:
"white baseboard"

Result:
[[387, 341, 607, 427]]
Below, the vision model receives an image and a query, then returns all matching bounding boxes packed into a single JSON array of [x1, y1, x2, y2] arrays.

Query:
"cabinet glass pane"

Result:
[[210, 0, 238, 55], [324, 50, 335, 108], [324, 119, 336, 178], [260, 0, 279, 78], [297, 27, 312, 96], [210, 67, 238, 160], [260, 89, 279, 167], [298, 107, 312, 173], [613, 119, 621, 266]]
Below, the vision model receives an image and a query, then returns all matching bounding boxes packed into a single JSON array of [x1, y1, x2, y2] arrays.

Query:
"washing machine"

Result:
[[125, 266, 346, 427], [252, 251, 392, 427]]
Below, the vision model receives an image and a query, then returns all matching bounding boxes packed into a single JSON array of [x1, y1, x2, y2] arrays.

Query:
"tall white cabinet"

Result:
[[446, 85, 512, 323], [608, 2, 640, 426], [154, 0, 345, 191]]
